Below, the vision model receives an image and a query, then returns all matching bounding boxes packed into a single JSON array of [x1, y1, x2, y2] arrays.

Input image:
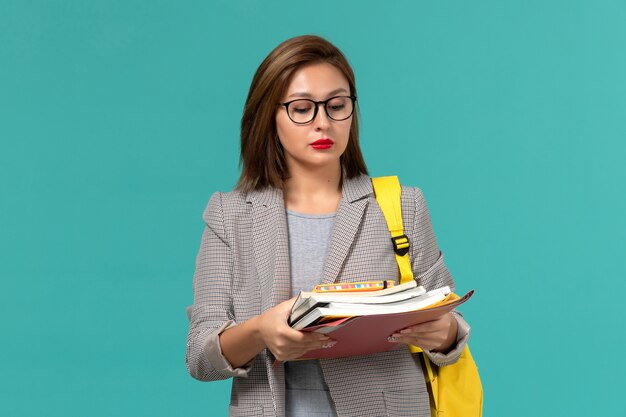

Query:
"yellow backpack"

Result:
[[372, 176, 483, 417]]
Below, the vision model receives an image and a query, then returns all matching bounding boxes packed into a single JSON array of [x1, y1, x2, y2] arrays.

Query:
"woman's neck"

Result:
[[283, 164, 342, 215]]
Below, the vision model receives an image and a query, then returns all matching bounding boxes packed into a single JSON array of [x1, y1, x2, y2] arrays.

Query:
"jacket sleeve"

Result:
[[186, 192, 253, 381], [408, 187, 471, 367]]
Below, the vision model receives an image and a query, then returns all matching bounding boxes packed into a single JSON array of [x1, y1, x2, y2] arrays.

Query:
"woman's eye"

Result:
[[329, 104, 345, 111], [293, 106, 312, 114]]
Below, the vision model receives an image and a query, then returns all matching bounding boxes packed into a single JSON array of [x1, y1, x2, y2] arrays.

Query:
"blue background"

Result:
[[1, 1, 625, 416]]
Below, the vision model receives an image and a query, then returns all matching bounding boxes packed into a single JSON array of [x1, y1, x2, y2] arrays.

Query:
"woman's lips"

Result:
[[311, 138, 334, 150]]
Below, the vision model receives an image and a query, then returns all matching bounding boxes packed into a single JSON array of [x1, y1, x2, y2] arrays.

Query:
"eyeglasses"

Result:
[[279, 95, 357, 124]]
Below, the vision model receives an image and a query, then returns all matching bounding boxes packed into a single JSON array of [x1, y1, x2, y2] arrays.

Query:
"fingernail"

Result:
[[400, 329, 411, 334], [322, 341, 337, 349]]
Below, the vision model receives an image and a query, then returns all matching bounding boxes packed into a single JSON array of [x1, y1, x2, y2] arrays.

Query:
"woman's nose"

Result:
[[313, 103, 330, 129]]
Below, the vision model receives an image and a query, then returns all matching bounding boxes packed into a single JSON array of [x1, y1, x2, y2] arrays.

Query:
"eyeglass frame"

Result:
[[278, 95, 357, 124]]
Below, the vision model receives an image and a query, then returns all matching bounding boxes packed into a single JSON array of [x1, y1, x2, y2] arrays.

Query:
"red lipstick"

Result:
[[311, 138, 334, 150]]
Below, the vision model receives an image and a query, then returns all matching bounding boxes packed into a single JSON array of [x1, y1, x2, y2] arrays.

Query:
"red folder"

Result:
[[294, 290, 474, 360]]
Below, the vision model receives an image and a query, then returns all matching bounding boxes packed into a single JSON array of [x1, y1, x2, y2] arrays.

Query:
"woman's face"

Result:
[[275, 62, 352, 175]]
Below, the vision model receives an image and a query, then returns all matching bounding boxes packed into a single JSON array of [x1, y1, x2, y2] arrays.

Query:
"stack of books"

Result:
[[287, 280, 473, 360]]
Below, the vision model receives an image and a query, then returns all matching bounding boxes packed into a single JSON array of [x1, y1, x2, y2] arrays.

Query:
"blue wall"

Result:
[[1, 1, 625, 415]]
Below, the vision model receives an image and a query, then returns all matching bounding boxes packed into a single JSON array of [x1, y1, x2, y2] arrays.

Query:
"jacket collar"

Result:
[[341, 173, 373, 203], [245, 173, 373, 207], [245, 185, 284, 207]]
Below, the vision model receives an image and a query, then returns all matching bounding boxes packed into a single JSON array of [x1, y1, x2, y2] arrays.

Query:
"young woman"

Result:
[[186, 35, 470, 417]]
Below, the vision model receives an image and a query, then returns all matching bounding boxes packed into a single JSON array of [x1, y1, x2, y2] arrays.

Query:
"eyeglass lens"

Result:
[[287, 96, 353, 124]]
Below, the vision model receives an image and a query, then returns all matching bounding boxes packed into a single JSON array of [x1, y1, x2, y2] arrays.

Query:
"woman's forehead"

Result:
[[284, 63, 349, 100]]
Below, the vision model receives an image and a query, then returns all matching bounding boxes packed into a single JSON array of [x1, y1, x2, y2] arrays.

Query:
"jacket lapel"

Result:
[[248, 187, 289, 416], [247, 187, 291, 313], [321, 174, 373, 284]]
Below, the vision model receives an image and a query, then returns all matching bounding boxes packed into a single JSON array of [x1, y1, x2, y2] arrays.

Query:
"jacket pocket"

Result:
[[228, 405, 265, 416], [382, 389, 430, 417]]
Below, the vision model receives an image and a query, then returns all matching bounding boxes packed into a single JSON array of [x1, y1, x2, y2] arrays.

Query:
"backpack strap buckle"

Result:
[[391, 234, 410, 257]]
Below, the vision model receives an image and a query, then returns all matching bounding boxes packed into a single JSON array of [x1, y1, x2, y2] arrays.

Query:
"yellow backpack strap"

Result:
[[373, 176, 440, 412], [371, 176, 414, 284]]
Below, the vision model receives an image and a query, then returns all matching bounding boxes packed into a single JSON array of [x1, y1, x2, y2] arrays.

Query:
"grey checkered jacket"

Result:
[[186, 174, 470, 417]]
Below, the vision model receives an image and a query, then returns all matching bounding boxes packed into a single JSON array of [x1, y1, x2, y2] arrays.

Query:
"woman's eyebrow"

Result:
[[287, 87, 349, 99]]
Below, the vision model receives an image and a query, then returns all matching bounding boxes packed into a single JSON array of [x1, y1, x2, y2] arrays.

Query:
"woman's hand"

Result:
[[388, 312, 458, 352], [257, 298, 335, 361]]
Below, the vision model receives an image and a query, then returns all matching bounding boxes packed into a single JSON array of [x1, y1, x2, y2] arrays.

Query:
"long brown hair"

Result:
[[236, 35, 368, 192]]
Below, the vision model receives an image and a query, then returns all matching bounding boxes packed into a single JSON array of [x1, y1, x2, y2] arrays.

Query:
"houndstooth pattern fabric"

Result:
[[186, 174, 470, 417]]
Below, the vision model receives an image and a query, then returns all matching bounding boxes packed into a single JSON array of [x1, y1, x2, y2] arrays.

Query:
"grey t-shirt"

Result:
[[285, 209, 338, 417], [287, 210, 335, 298]]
